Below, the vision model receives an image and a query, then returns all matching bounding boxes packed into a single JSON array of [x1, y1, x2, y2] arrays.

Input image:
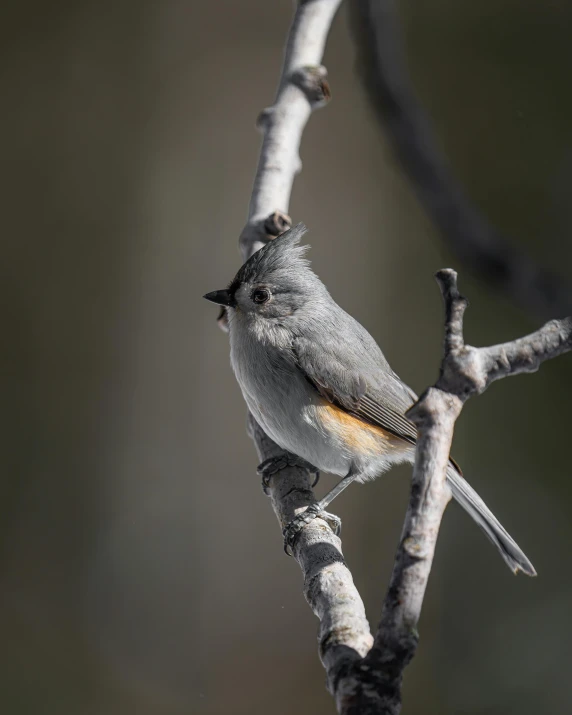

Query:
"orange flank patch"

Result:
[[317, 401, 406, 456]]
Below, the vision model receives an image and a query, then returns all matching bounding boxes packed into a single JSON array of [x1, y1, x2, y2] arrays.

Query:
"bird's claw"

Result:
[[258, 456, 290, 495], [282, 506, 342, 555], [257, 455, 319, 495]]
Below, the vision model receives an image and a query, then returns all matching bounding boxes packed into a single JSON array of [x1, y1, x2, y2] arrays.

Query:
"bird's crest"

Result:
[[230, 223, 310, 290]]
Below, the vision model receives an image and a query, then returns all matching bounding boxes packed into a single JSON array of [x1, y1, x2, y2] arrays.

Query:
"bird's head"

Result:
[[203, 223, 327, 326]]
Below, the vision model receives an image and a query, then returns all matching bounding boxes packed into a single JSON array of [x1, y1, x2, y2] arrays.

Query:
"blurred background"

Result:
[[2, 1, 572, 713]]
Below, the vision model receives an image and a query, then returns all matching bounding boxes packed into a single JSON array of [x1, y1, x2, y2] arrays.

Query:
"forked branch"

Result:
[[336, 271, 571, 712]]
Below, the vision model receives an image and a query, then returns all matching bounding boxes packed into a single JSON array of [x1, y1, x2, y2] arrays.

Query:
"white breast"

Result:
[[229, 318, 353, 476], [228, 316, 415, 480]]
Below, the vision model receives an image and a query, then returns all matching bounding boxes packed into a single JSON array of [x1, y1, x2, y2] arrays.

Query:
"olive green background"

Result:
[[2, 1, 572, 713]]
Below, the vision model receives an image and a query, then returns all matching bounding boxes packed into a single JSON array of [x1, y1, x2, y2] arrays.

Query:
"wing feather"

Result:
[[292, 328, 462, 473], [292, 336, 417, 445]]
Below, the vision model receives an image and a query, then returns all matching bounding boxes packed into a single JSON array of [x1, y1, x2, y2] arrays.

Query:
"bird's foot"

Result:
[[282, 505, 342, 555], [257, 454, 319, 495]]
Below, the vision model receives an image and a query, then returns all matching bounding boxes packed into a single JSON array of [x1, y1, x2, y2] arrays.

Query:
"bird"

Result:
[[204, 223, 535, 576]]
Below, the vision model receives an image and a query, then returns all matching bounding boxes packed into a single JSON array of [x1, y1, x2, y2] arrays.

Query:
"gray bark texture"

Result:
[[225, 2, 572, 713]]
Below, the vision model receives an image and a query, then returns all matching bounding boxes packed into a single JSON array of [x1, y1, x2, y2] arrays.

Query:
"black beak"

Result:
[[203, 289, 234, 307]]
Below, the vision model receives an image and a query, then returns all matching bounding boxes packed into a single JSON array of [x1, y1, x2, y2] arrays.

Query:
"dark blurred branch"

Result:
[[350, 0, 572, 320], [338, 271, 571, 713]]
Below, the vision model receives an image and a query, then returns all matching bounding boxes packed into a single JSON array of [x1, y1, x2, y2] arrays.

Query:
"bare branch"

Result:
[[435, 269, 572, 398], [239, 0, 340, 258], [248, 416, 373, 692], [334, 271, 571, 713], [337, 390, 458, 715], [237, 0, 374, 695], [350, 0, 572, 320]]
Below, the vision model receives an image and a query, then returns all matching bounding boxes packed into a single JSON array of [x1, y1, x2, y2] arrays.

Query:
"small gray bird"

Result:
[[204, 224, 535, 575]]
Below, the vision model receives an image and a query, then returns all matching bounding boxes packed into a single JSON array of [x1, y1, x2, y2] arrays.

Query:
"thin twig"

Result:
[[434, 270, 572, 398], [350, 0, 572, 320]]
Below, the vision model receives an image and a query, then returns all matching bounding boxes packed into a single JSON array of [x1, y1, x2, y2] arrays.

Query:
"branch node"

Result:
[[438, 347, 487, 398], [255, 107, 273, 131], [291, 65, 331, 106], [238, 212, 292, 258], [402, 535, 426, 560], [264, 210, 292, 237]]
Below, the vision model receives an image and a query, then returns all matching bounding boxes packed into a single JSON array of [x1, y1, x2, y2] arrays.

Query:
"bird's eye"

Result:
[[252, 288, 271, 304]]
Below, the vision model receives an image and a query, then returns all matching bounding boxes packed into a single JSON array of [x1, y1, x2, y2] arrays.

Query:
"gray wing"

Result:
[[292, 332, 418, 445]]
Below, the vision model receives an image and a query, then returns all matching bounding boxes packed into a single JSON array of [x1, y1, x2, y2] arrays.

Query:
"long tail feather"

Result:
[[446, 467, 536, 576]]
